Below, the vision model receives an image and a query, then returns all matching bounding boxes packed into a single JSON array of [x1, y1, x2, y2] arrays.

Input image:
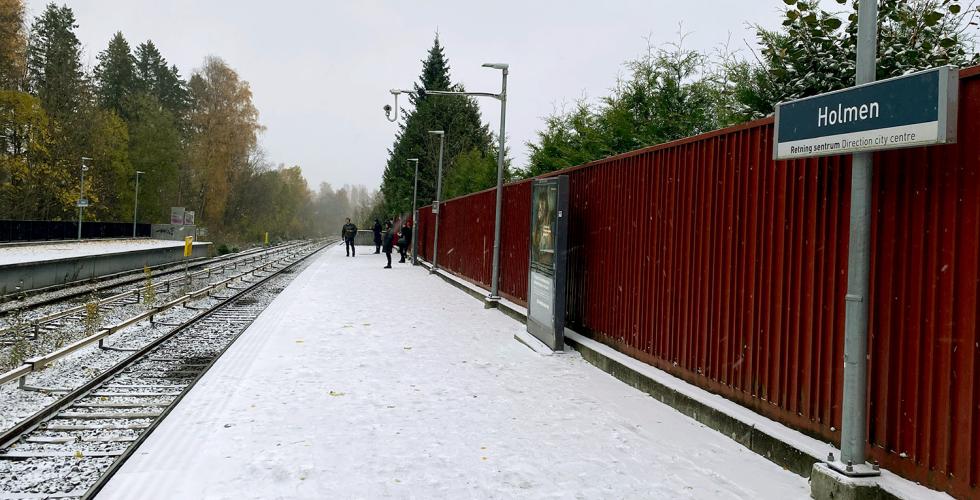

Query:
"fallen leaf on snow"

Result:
[[329, 390, 346, 397]]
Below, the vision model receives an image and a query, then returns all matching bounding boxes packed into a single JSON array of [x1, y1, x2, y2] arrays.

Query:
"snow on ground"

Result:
[[0, 239, 198, 266], [99, 246, 810, 499]]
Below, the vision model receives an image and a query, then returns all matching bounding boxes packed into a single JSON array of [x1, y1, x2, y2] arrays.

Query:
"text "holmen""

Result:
[[817, 102, 880, 128]]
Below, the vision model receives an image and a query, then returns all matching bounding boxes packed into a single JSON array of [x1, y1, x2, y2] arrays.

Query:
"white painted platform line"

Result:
[[0, 239, 199, 266], [99, 246, 809, 500]]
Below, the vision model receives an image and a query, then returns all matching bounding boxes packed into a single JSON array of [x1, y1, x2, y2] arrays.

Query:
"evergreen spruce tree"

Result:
[[380, 35, 497, 216], [134, 40, 188, 118], [93, 32, 137, 119], [26, 3, 85, 120]]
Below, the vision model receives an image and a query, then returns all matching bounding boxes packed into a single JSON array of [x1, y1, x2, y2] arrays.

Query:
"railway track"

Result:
[[0, 240, 331, 499], [0, 241, 307, 357], [0, 241, 307, 318]]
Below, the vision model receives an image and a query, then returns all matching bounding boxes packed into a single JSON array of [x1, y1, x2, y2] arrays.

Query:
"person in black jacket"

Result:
[[372, 219, 382, 254], [397, 221, 412, 263], [381, 221, 394, 269], [341, 218, 358, 257]]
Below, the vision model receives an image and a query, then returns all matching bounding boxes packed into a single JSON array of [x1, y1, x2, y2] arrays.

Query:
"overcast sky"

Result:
[[27, 1, 787, 191]]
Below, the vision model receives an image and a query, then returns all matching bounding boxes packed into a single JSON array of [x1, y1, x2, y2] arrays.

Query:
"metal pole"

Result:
[[431, 132, 445, 272], [133, 172, 142, 237], [77, 164, 85, 240], [488, 67, 508, 300], [410, 159, 420, 265], [839, 0, 877, 473]]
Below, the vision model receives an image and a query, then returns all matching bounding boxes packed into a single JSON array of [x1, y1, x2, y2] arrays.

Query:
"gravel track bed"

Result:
[[0, 456, 113, 496]]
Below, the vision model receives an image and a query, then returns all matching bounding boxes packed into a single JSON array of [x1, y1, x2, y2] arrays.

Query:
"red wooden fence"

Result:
[[416, 66, 980, 498]]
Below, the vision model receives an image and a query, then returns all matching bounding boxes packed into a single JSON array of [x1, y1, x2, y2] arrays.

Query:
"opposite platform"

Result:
[[99, 245, 809, 499], [0, 238, 211, 295]]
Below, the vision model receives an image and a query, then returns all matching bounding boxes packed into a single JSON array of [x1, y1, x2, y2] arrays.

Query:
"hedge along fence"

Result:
[[416, 66, 980, 499]]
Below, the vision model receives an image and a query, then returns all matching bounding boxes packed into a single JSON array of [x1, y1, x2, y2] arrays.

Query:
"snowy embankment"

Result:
[[99, 246, 809, 499], [0, 239, 192, 266]]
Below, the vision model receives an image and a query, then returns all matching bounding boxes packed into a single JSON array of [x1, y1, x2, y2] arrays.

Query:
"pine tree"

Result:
[[134, 40, 188, 118], [93, 32, 137, 119], [26, 3, 85, 120], [380, 35, 496, 215]]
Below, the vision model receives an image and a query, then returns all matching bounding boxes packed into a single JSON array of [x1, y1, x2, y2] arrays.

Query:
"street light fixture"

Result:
[[408, 158, 420, 265], [78, 157, 92, 240], [133, 170, 145, 237], [421, 63, 508, 303], [427, 131, 444, 273], [384, 89, 415, 122]]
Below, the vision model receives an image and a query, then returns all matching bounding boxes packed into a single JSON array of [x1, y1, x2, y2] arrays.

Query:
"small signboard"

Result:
[[76, 199, 89, 208], [432, 200, 439, 214], [183, 236, 193, 257], [183, 210, 195, 226], [774, 66, 958, 160], [170, 207, 185, 225], [526, 175, 569, 351]]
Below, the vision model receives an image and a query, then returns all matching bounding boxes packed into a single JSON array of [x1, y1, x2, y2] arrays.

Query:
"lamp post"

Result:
[[415, 63, 508, 302], [408, 158, 420, 265], [427, 131, 444, 272], [133, 170, 145, 237], [77, 157, 92, 240]]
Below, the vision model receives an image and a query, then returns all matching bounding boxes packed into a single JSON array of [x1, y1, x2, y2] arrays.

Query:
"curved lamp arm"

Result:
[[384, 90, 401, 122], [384, 89, 417, 123]]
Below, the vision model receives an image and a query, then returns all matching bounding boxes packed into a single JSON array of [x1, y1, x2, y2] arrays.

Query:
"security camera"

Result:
[[383, 104, 392, 114]]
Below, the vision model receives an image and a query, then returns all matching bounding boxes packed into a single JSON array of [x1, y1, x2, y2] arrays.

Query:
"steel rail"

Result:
[[0, 239, 330, 459], [0, 242, 308, 340], [0, 241, 306, 316], [0, 241, 320, 386]]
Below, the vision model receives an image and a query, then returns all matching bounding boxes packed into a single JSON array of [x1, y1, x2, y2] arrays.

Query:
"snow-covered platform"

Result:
[[99, 245, 809, 499], [0, 238, 211, 295]]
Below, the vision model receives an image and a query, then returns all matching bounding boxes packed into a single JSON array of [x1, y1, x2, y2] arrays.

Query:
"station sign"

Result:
[[526, 175, 569, 351], [774, 66, 958, 160], [170, 207, 185, 225]]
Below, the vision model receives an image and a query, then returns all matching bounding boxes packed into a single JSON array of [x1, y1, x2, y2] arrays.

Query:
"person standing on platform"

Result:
[[341, 218, 358, 257], [372, 219, 382, 254], [381, 221, 394, 269], [398, 221, 412, 263]]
